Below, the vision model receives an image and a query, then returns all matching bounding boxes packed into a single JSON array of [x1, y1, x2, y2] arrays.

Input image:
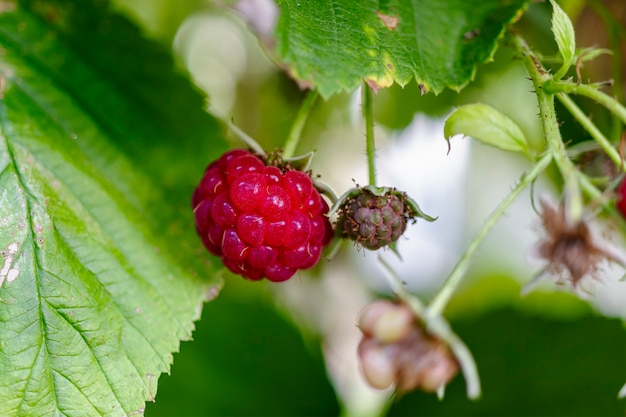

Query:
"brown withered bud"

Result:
[[536, 198, 626, 288], [356, 300, 459, 393]]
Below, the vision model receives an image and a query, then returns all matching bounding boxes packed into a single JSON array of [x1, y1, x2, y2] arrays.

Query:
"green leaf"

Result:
[[146, 288, 340, 416], [0, 2, 228, 416], [444, 103, 531, 157], [274, 0, 529, 98], [389, 306, 626, 415], [576, 47, 613, 65], [550, 0, 576, 80]]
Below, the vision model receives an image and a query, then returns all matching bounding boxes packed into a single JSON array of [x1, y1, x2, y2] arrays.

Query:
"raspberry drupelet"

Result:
[[192, 149, 333, 282]]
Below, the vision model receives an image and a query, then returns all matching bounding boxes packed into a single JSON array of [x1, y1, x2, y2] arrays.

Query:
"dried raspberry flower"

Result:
[[192, 149, 334, 282], [535, 197, 626, 288], [335, 185, 435, 250], [356, 300, 459, 392]]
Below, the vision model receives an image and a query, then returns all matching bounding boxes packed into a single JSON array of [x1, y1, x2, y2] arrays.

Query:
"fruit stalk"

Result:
[[512, 32, 584, 221], [362, 82, 377, 186], [556, 93, 623, 170], [283, 89, 319, 159], [546, 81, 626, 130], [427, 152, 553, 316]]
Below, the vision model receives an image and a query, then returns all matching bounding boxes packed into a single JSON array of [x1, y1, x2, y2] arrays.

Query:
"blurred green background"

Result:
[[106, 1, 626, 415]]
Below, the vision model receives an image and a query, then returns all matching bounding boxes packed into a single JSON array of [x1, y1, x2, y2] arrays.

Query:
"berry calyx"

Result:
[[193, 149, 334, 282], [335, 185, 435, 250]]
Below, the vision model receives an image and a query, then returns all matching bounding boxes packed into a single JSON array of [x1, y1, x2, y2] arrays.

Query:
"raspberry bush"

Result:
[[3, 0, 626, 416], [192, 149, 333, 282]]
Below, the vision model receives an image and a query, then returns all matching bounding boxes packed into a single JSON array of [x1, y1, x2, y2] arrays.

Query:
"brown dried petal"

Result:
[[536, 198, 626, 287]]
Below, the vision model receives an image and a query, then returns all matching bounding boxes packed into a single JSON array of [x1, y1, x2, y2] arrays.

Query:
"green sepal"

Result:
[[312, 178, 339, 206], [227, 119, 266, 155], [284, 150, 315, 172], [402, 192, 437, 222], [576, 47, 612, 64], [329, 185, 436, 222]]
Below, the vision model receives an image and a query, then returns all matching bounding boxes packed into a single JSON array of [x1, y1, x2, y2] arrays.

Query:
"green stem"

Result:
[[556, 93, 624, 170], [378, 256, 481, 399], [547, 81, 626, 128], [427, 152, 553, 316], [282, 89, 319, 159], [513, 33, 583, 219], [378, 256, 426, 316], [577, 170, 626, 225], [362, 82, 377, 186]]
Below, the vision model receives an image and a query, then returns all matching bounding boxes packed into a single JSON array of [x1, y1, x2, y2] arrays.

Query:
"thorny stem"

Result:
[[427, 152, 553, 316], [428, 33, 583, 317], [282, 89, 319, 159], [513, 33, 584, 220], [556, 93, 624, 170], [362, 82, 377, 186], [512, 36, 577, 175], [547, 81, 626, 130]]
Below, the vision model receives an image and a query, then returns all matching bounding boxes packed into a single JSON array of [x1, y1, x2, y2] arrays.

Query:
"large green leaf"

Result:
[[274, 0, 529, 98], [0, 1, 228, 415], [146, 286, 340, 416]]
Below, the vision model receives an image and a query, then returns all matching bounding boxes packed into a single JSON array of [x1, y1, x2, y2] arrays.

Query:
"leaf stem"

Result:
[[427, 152, 553, 316], [556, 93, 624, 170], [362, 82, 377, 186], [547, 81, 626, 128], [283, 89, 319, 159]]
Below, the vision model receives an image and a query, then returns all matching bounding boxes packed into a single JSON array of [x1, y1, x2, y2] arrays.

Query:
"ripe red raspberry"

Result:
[[618, 178, 626, 218], [192, 149, 333, 282]]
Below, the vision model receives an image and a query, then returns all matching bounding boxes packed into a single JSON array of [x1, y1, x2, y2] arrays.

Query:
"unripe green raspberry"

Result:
[[336, 187, 411, 249]]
